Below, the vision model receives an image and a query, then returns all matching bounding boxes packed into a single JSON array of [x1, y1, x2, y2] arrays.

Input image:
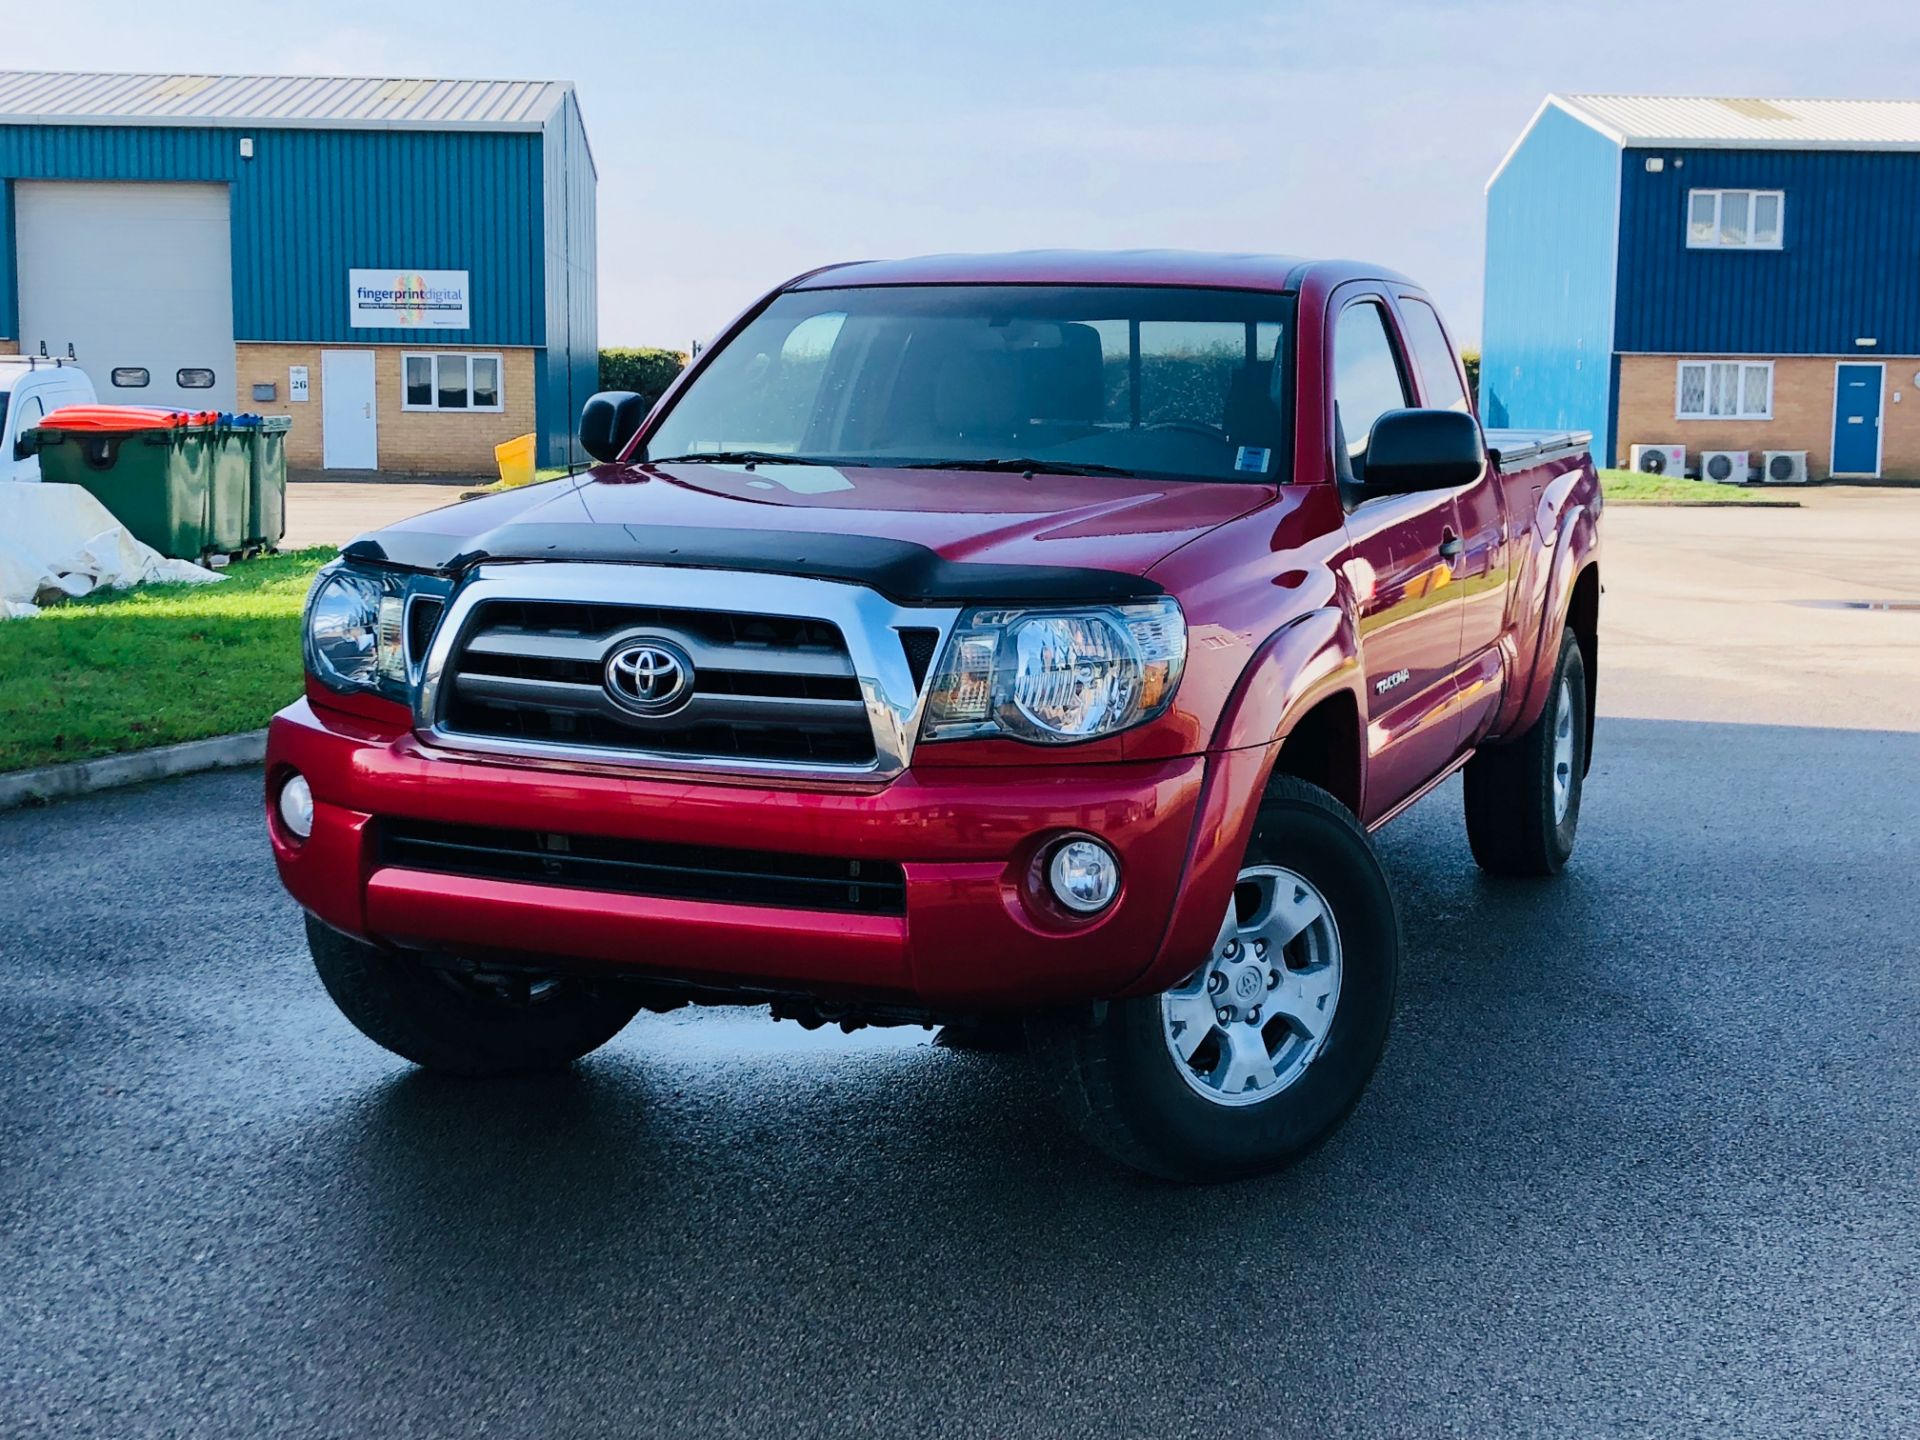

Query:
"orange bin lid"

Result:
[[38, 405, 219, 432]]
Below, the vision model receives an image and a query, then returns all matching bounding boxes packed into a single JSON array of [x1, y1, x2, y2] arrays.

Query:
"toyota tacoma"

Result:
[[268, 251, 1601, 1181]]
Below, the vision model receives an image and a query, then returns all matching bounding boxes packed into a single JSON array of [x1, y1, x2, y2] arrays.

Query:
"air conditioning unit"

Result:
[[1630, 443, 1687, 476], [1700, 449, 1752, 484], [1762, 450, 1810, 485]]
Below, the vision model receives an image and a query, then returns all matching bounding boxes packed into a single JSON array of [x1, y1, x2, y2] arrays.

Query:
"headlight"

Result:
[[305, 564, 408, 693], [921, 597, 1186, 744]]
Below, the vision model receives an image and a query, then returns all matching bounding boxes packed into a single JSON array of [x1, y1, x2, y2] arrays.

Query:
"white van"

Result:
[[1, 357, 99, 481]]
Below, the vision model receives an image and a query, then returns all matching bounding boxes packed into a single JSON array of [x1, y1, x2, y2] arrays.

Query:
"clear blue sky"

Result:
[[11, 0, 1920, 348]]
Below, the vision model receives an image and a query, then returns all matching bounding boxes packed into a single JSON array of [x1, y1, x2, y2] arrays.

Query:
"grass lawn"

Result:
[[1601, 468, 1796, 505], [0, 547, 335, 774]]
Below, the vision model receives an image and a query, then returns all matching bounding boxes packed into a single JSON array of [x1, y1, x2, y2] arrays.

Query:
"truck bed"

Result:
[[1484, 427, 1592, 471]]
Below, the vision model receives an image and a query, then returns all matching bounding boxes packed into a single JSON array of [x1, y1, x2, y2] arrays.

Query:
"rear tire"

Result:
[[1463, 629, 1588, 876], [1026, 777, 1400, 1183], [305, 914, 642, 1075]]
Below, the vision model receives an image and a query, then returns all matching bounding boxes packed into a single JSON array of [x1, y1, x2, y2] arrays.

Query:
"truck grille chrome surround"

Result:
[[415, 563, 961, 780]]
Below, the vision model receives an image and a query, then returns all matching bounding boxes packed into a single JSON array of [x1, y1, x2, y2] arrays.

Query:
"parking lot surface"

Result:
[[282, 477, 478, 550], [3, 490, 1917, 1437]]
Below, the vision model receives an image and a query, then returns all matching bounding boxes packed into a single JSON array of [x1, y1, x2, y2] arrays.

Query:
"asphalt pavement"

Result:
[[3, 493, 1917, 1437]]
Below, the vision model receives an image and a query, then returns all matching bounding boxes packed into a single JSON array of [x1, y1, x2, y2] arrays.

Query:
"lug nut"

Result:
[[1253, 939, 1267, 957], [1216, 1007, 1233, 1024], [1267, 970, 1281, 989], [1222, 940, 1240, 960], [1207, 972, 1226, 995], [1247, 1006, 1262, 1024]]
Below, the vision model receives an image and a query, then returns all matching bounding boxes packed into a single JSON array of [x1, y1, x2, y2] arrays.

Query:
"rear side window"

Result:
[[1332, 302, 1410, 478], [1398, 300, 1470, 414]]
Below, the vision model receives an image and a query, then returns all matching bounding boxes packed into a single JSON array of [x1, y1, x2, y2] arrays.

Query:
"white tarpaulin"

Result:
[[0, 481, 223, 619]]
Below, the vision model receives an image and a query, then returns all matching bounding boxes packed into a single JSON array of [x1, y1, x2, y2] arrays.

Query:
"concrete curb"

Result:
[[1610, 499, 1801, 508], [0, 730, 267, 812]]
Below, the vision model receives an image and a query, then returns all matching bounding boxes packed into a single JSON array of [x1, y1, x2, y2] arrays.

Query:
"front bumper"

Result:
[[266, 698, 1229, 1009]]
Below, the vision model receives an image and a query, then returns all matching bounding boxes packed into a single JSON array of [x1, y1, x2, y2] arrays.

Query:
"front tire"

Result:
[[305, 914, 642, 1075], [1027, 777, 1401, 1183], [1463, 629, 1588, 876]]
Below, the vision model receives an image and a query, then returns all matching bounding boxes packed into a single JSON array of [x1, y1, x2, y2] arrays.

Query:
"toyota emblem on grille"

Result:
[[605, 641, 694, 714]]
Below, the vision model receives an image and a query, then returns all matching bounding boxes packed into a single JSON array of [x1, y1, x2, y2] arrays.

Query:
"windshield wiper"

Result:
[[646, 450, 839, 468], [901, 457, 1145, 479]]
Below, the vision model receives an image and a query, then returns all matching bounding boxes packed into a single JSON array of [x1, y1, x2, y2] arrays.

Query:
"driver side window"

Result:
[[1333, 302, 1410, 483]]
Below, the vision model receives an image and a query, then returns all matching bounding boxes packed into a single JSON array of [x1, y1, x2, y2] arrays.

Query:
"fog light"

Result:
[[1048, 838, 1120, 914], [277, 772, 314, 840]]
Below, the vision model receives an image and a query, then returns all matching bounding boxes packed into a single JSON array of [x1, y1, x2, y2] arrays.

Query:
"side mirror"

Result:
[[579, 390, 651, 464], [1361, 409, 1485, 495]]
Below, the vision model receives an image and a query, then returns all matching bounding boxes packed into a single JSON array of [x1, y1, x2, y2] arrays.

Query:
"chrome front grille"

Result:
[[416, 564, 960, 780], [445, 600, 874, 765]]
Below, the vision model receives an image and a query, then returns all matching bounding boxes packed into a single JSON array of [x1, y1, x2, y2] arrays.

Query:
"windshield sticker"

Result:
[[1234, 446, 1272, 474]]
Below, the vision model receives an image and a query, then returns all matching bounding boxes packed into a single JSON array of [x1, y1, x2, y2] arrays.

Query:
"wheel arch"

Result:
[[1566, 562, 1599, 774], [1264, 689, 1364, 816]]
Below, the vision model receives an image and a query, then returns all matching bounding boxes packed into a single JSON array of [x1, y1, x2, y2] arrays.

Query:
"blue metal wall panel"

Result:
[[1480, 104, 1622, 463], [0, 123, 545, 346], [0, 179, 14, 337], [536, 91, 598, 469], [1616, 147, 1920, 355]]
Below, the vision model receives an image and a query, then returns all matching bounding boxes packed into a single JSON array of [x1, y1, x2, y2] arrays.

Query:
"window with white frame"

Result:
[[1687, 189, 1784, 249], [1676, 360, 1773, 419], [402, 352, 503, 412]]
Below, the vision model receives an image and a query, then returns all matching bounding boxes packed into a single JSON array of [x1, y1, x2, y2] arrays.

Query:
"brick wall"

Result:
[[1617, 354, 1920, 479], [233, 343, 538, 476], [0, 338, 17, 355]]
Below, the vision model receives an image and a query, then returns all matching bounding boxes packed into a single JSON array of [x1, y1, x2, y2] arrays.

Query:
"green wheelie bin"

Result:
[[244, 415, 291, 549], [204, 414, 253, 557], [26, 406, 219, 560]]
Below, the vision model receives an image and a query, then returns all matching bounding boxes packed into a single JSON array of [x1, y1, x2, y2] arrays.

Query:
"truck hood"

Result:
[[346, 461, 1274, 604]]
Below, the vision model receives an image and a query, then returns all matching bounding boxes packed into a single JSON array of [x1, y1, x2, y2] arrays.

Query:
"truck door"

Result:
[[1330, 292, 1465, 824], [1395, 294, 1505, 748]]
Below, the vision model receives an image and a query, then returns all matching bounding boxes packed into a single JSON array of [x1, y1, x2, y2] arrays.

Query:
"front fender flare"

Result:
[[1122, 607, 1365, 998]]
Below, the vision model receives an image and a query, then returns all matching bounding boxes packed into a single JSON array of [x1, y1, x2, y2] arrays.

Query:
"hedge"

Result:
[[600, 348, 688, 403]]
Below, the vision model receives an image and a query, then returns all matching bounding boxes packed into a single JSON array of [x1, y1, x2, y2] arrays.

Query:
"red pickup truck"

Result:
[[269, 251, 1600, 1181]]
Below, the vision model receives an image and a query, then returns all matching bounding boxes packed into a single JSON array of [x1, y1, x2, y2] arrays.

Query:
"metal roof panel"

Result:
[[0, 70, 570, 132], [1559, 93, 1920, 149]]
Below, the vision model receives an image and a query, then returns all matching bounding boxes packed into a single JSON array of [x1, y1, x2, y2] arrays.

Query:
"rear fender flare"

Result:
[[1507, 501, 1596, 738]]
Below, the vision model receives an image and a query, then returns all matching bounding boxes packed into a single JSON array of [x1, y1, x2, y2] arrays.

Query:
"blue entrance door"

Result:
[[1832, 364, 1884, 476]]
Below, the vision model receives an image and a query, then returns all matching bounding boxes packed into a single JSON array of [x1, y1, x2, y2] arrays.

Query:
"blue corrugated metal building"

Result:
[[0, 71, 597, 473], [1483, 94, 1920, 480]]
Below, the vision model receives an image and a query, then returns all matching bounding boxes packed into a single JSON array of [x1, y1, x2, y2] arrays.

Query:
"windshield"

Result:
[[644, 284, 1294, 484]]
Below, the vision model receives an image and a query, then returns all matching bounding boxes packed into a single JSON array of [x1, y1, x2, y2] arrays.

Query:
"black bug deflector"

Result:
[[343, 522, 1166, 607]]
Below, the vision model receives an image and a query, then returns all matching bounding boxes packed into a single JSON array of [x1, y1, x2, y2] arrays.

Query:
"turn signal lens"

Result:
[[376, 596, 407, 681]]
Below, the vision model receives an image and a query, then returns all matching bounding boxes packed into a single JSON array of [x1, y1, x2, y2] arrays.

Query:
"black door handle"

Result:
[[1439, 535, 1464, 559]]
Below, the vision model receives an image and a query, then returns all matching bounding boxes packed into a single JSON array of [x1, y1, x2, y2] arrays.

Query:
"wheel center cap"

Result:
[[1231, 965, 1264, 1000]]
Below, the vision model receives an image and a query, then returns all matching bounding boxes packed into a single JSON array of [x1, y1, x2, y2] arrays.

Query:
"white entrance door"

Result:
[[321, 350, 378, 469]]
